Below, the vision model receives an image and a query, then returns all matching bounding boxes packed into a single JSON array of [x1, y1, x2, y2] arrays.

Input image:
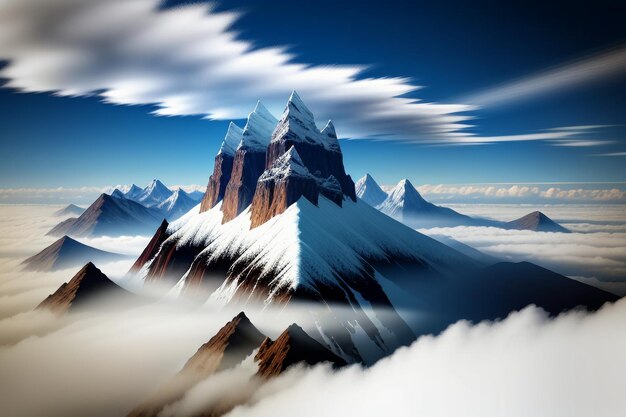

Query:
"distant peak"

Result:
[[284, 90, 314, 123]]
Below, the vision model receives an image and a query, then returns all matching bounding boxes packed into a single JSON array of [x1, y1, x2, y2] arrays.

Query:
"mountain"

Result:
[[378, 178, 501, 228], [47, 193, 164, 237], [53, 204, 84, 217], [110, 188, 127, 199], [124, 184, 144, 200], [130, 93, 618, 363], [46, 217, 79, 236], [255, 323, 347, 378], [36, 262, 133, 314], [22, 236, 127, 272], [156, 188, 198, 221], [506, 211, 570, 233], [133, 179, 174, 207], [200, 122, 243, 212], [220, 102, 278, 222], [187, 190, 204, 202], [355, 174, 388, 207]]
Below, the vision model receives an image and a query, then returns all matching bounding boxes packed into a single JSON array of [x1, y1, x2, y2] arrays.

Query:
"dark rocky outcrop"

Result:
[[200, 122, 242, 212], [126, 312, 265, 417], [130, 220, 169, 273], [221, 149, 267, 222], [255, 323, 347, 378], [37, 262, 132, 314]]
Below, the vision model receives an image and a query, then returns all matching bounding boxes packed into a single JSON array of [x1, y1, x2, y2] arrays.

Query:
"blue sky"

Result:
[[0, 0, 625, 199]]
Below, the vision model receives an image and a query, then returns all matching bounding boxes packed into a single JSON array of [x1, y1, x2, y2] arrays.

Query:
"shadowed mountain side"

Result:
[[126, 312, 266, 417], [255, 323, 347, 378], [506, 211, 571, 233], [47, 193, 164, 237], [37, 263, 139, 314], [22, 235, 128, 272]]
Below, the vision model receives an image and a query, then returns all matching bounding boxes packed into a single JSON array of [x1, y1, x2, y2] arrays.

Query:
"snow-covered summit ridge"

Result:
[[259, 146, 311, 181], [136, 179, 174, 207], [237, 101, 278, 151], [378, 178, 428, 212], [271, 91, 340, 152], [218, 122, 244, 156]]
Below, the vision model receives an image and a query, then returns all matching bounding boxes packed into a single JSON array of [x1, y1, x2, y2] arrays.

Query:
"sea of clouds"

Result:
[[0, 204, 624, 417]]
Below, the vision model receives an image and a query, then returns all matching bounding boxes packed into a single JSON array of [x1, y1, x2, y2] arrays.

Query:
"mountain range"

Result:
[[47, 180, 203, 238], [128, 92, 605, 363], [357, 174, 570, 232]]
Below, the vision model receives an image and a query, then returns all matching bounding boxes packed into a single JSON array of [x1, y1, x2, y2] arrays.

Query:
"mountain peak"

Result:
[[259, 146, 311, 182], [218, 122, 244, 156], [507, 210, 570, 233], [237, 101, 278, 151], [355, 174, 388, 207]]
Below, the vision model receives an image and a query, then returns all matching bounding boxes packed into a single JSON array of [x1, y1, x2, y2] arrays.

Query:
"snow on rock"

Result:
[[156, 188, 199, 221], [135, 179, 174, 207], [237, 101, 278, 151], [218, 122, 244, 156]]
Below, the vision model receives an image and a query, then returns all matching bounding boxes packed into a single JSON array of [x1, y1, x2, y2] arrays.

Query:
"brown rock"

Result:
[[130, 219, 169, 273], [200, 152, 235, 212], [220, 149, 266, 223]]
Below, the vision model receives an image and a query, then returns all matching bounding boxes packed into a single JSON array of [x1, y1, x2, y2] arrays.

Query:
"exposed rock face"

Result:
[[255, 323, 347, 378], [250, 148, 319, 228], [506, 211, 570, 233], [130, 219, 169, 273], [200, 122, 242, 212], [221, 149, 267, 223], [46, 217, 78, 236], [37, 262, 129, 314], [22, 235, 127, 272], [220, 102, 278, 223], [266, 92, 356, 202], [126, 312, 265, 417]]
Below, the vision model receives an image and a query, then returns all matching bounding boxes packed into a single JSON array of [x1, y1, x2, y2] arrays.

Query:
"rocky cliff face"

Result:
[[220, 102, 278, 223], [255, 323, 347, 378], [266, 92, 356, 202], [130, 219, 169, 273], [200, 122, 242, 212]]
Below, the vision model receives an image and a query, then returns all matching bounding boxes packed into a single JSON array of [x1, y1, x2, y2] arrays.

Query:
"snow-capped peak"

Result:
[[379, 178, 428, 213], [355, 174, 388, 207], [136, 179, 174, 207], [218, 122, 243, 156], [124, 184, 143, 200], [271, 91, 340, 152], [259, 146, 311, 181], [237, 101, 278, 151]]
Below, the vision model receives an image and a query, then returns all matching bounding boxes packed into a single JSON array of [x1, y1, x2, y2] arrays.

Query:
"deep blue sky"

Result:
[[1, 0, 625, 189]]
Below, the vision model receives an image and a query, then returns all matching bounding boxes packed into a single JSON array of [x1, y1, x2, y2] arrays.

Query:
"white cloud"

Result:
[[460, 46, 626, 107]]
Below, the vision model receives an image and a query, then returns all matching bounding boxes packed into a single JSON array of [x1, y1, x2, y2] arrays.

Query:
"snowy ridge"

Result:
[[378, 178, 428, 216], [218, 122, 244, 156], [259, 147, 311, 182], [151, 196, 476, 305], [156, 188, 199, 221], [135, 179, 174, 207], [271, 91, 340, 152], [124, 184, 143, 200], [237, 101, 278, 151], [355, 174, 388, 207]]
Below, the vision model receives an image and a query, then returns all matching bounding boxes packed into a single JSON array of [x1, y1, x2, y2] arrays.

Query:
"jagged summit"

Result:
[[136, 179, 173, 207], [237, 101, 278, 151], [218, 122, 244, 156], [355, 173, 388, 207], [507, 211, 570, 233], [124, 184, 143, 200], [379, 178, 429, 216], [270, 90, 339, 153], [156, 188, 198, 221]]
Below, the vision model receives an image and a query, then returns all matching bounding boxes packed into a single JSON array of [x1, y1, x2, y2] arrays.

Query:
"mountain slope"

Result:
[[355, 174, 388, 207], [53, 204, 84, 217], [22, 236, 127, 272], [255, 323, 347, 378], [134, 179, 174, 207], [37, 263, 133, 314], [507, 211, 570, 233], [47, 193, 164, 237], [156, 188, 198, 221], [127, 312, 265, 417]]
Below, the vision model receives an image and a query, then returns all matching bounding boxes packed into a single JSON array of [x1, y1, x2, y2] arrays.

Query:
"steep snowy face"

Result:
[[378, 178, 429, 218], [217, 122, 244, 156], [270, 91, 339, 152], [237, 101, 278, 151], [355, 174, 388, 207], [136, 179, 174, 207], [157, 188, 199, 221]]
